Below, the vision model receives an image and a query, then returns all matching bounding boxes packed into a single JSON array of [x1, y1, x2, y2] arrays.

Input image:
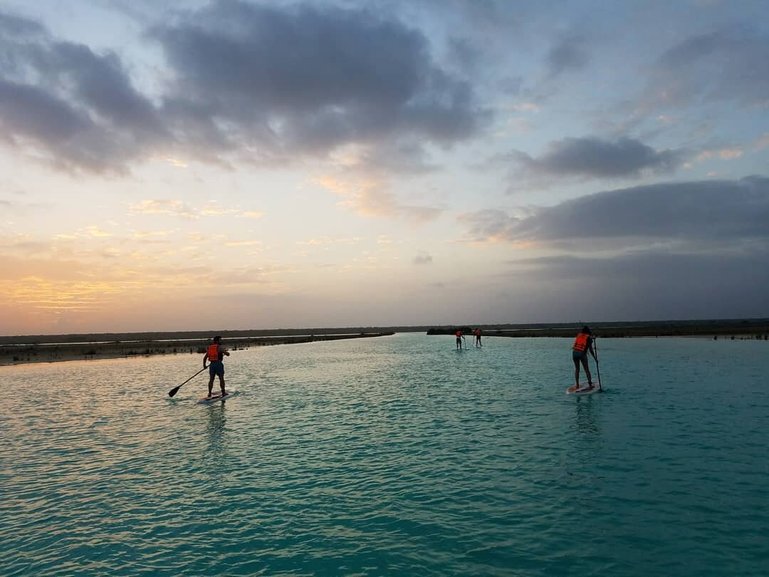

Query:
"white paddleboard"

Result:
[[566, 383, 601, 395], [197, 392, 232, 404]]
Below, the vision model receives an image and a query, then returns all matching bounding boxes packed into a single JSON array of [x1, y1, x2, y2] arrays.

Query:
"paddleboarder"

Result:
[[203, 336, 230, 398], [572, 326, 597, 390]]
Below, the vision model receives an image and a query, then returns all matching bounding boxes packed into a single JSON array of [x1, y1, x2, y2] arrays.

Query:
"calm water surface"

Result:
[[1, 334, 767, 576]]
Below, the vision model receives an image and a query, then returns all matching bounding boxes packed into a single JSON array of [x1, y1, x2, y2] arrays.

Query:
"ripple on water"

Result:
[[1, 336, 768, 576]]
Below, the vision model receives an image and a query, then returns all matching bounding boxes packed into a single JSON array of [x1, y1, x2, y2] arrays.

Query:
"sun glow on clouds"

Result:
[[314, 175, 443, 223], [695, 148, 744, 162], [1, 0, 769, 334], [1, 274, 141, 333], [130, 200, 264, 220], [297, 237, 362, 247], [161, 157, 188, 168], [131, 199, 196, 218]]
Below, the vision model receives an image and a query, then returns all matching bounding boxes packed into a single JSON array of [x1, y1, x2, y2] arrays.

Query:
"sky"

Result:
[[1, 0, 768, 335]]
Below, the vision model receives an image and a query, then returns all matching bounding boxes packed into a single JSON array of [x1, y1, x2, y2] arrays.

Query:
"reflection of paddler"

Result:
[[572, 326, 597, 389], [203, 336, 230, 398]]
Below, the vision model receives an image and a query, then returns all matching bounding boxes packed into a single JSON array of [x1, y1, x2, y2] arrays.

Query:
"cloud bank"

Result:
[[512, 137, 685, 185], [463, 176, 769, 246], [458, 176, 769, 320], [0, 1, 487, 173]]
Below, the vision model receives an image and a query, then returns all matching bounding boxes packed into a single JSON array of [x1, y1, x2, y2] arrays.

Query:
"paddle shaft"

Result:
[[168, 366, 207, 397], [594, 337, 602, 390]]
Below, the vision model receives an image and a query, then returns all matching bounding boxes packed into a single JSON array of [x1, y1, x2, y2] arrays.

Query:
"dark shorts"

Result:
[[572, 350, 586, 362], [209, 361, 225, 377]]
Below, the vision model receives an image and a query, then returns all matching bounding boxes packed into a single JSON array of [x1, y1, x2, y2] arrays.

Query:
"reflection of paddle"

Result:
[[594, 338, 602, 391], [168, 366, 207, 397]]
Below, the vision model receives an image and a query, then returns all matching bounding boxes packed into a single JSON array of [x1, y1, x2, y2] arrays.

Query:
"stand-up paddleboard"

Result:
[[566, 383, 601, 395], [197, 392, 232, 404]]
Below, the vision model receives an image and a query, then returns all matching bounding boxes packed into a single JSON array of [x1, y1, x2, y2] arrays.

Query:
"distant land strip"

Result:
[[0, 331, 393, 366], [1, 318, 767, 366], [427, 318, 769, 339]]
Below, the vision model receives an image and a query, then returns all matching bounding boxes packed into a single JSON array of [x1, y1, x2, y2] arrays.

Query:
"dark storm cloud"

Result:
[[0, 80, 88, 141], [0, 10, 165, 172], [39, 43, 161, 135], [515, 136, 684, 181], [462, 176, 769, 244], [0, 2, 485, 172], [649, 26, 769, 107], [152, 0, 485, 160]]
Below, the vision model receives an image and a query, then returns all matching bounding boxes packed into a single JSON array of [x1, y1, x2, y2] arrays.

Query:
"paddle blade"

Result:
[[168, 385, 181, 397]]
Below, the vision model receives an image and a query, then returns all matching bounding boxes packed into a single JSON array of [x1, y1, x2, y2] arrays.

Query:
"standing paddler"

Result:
[[203, 335, 230, 398], [572, 326, 597, 390]]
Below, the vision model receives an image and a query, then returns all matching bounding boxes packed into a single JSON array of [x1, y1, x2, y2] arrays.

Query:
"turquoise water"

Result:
[[1, 333, 767, 576]]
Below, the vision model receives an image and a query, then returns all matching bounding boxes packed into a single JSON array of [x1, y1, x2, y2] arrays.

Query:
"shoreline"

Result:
[[3, 318, 768, 366], [0, 332, 394, 367], [427, 319, 769, 340]]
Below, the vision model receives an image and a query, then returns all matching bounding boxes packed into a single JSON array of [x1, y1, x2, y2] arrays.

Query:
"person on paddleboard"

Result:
[[456, 329, 465, 350], [203, 336, 230, 397], [572, 326, 597, 389]]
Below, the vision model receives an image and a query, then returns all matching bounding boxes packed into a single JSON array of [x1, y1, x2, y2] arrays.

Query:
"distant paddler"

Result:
[[572, 326, 597, 390], [455, 329, 466, 350], [203, 336, 230, 398]]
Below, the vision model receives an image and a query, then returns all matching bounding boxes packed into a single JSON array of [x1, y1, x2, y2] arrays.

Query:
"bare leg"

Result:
[[573, 358, 581, 387], [581, 357, 593, 386], [208, 375, 214, 397], [219, 376, 227, 396]]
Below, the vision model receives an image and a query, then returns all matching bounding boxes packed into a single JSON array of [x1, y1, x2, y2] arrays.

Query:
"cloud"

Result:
[[238, 211, 264, 220], [413, 251, 433, 265], [545, 34, 590, 78], [513, 136, 685, 183], [501, 247, 769, 321], [693, 147, 743, 164], [469, 176, 769, 321], [0, 11, 166, 173], [296, 237, 361, 247], [152, 1, 487, 166], [461, 176, 769, 247], [315, 174, 444, 222], [647, 27, 769, 107], [129, 199, 260, 220], [0, 2, 487, 174], [130, 199, 197, 219]]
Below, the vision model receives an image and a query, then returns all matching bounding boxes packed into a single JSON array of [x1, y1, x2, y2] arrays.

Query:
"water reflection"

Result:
[[574, 396, 600, 435], [206, 403, 227, 446]]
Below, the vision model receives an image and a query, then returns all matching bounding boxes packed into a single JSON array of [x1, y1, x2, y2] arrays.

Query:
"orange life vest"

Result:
[[573, 333, 589, 352], [207, 343, 220, 361]]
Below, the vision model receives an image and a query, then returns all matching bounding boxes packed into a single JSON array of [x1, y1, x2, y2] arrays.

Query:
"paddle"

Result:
[[168, 366, 207, 397], [594, 337, 602, 391]]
